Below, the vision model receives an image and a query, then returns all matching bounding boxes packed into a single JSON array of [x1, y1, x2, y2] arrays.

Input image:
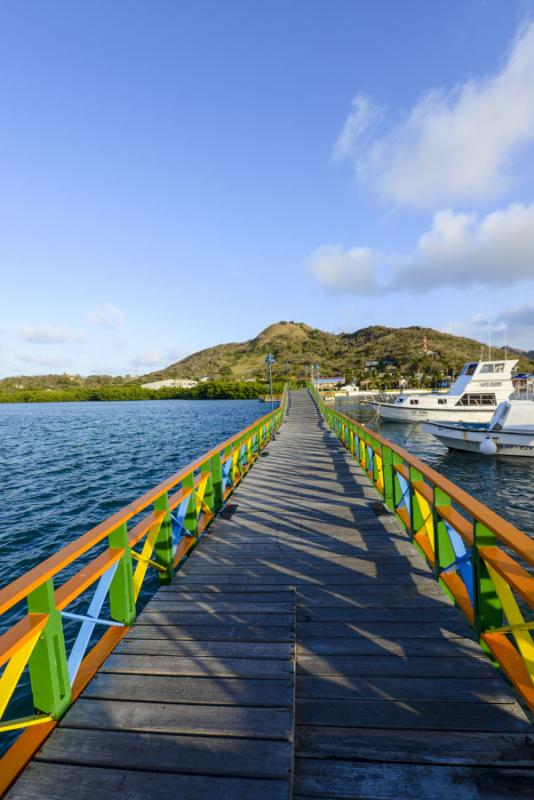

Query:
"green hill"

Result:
[[143, 321, 534, 383], [2, 321, 531, 396]]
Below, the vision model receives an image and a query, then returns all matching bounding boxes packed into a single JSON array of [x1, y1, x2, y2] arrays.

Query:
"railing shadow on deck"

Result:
[[305, 386, 534, 721]]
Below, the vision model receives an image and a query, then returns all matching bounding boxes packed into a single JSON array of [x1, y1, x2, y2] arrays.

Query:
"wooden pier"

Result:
[[4, 391, 534, 798]]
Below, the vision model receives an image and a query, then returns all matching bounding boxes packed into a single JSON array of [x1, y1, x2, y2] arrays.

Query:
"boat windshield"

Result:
[[461, 363, 478, 376], [480, 363, 505, 374]]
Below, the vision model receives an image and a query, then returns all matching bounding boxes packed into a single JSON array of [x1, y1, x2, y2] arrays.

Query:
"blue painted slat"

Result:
[[170, 495, 190, 552], [65, 562, 119, 686], [444, 523, 475, 606]]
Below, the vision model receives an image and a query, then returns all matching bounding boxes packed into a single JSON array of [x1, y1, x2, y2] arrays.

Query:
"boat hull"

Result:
[[371, 402, 497, 423], [422, 422, 534, 457]]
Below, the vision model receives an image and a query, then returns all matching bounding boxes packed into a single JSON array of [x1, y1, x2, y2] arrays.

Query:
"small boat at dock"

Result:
[[422, 399, 534, 457]]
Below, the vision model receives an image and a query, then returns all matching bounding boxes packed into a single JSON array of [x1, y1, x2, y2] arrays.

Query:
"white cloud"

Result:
[[87, 304, 126, 329], [16, 353, 74, 369], [332, 95, 382, 161], [308, 202, 534, 294], [307, 244, 381, 293], [336, 22, 534, 208], [444, 305, 534, 352], [393, 202, 534, 290], [18, 325, 85, 344]]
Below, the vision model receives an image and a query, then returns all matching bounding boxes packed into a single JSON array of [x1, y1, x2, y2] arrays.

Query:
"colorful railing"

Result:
[[311, 386, 534, 713], [0, 387, 287, 792]]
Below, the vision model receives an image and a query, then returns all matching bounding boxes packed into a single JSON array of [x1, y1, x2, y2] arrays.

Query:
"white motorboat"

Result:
[[422, 399, 534, 457], [370, 359, 517, 423]]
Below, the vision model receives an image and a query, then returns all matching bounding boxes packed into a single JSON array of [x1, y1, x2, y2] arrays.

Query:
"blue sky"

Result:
[[1, 0, 534, 377]]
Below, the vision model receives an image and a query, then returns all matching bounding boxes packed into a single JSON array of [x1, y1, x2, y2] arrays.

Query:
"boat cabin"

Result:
[[394, 360, 517, 408], [447, 360, 517, 406]]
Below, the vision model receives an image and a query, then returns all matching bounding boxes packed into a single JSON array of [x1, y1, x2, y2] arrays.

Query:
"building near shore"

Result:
[[141, 378, 198, 390], [316, 377, 345, 390]]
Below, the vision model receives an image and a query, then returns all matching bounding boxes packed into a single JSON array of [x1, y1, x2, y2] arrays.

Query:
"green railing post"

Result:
[[201, 459, 215, 517], [433, 488, 453, 582], [154, 491, 174, 584], [108, 523, 136, 624], [211, 452, 223, 514], [382, 445, 395, 511], [473, 521, 503, 635], [27, 579, 71, 718], [237, 436, 245, 475], [182, 472, 198, 537]]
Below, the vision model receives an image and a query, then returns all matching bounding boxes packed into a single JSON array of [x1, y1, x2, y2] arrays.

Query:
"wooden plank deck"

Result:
[[7, 390, 534, 799]]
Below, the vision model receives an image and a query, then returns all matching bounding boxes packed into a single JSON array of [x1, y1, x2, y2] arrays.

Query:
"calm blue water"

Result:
[[0, 399, 268, 593], [0, 399, 269, 752], [335, 398, 534, 537]]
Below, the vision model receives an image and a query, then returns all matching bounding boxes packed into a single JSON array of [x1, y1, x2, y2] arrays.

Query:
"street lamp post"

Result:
[[265, 354, 276, 439], [313, 363, 320, 393]]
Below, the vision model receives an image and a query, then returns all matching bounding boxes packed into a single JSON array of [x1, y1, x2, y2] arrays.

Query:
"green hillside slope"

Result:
[[144, 322, 534, 383]]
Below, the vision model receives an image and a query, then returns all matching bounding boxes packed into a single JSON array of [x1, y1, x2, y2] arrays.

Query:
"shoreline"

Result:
[[0, 381, 287, 404]]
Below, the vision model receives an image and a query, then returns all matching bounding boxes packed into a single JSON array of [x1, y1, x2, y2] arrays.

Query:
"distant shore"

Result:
[[0, 381, 288, 404]]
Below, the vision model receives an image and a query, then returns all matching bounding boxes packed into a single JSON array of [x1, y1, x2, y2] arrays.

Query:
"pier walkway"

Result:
[[6, 391, 534, 798]]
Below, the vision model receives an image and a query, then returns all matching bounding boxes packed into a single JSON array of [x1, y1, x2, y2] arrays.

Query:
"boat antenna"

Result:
[[488, 320, 492, 361], [504, 324, 507, 360]]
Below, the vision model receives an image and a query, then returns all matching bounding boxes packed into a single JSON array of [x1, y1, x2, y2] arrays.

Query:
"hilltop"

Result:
[[143, 321, 534, 383], [2, 322, 532, 396]]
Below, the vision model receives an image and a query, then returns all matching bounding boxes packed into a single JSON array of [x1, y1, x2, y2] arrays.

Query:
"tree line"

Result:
[[0, 380, 289, 404]]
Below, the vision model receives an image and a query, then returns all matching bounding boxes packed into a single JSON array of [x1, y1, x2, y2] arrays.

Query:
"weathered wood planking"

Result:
[[8, 589, 296, 797], [7, 390, 534, 799]]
